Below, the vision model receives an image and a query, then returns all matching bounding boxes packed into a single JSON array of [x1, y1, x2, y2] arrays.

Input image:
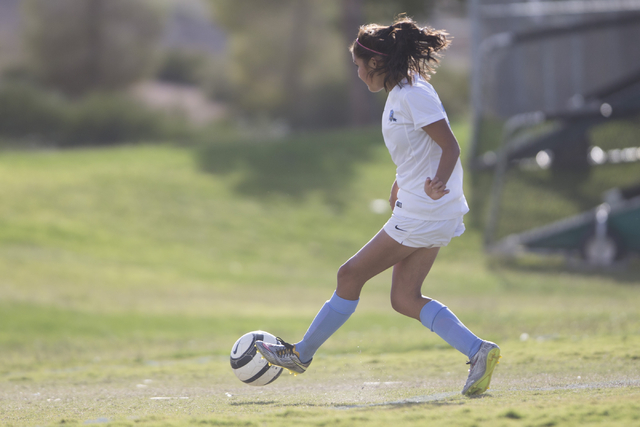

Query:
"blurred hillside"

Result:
[[0, 0, 472, 145], [0, 0, 228, 128], [0, 0, 228, 67]]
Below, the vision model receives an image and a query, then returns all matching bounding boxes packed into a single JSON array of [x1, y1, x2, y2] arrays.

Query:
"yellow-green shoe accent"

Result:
[[462, 341, 501, 396]]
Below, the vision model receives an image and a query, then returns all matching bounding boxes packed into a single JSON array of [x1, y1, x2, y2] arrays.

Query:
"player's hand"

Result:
[[424, 176, 449, 200]]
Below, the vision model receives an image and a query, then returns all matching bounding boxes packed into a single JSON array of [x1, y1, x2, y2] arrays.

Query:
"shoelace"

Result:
[[466, 352, 479, 368], [274, 337, 295, 357], [466, 360, 475, 372]]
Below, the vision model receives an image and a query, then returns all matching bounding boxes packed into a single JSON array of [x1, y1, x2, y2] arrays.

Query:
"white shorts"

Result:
[[383, 213, 465, 248]]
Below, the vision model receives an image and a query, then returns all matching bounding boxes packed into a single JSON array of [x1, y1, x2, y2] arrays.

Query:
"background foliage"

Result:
[[0, 0, 470, 146], [23, 0, 163, 97]]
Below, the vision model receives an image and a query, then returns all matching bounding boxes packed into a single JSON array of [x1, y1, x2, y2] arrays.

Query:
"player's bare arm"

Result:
[[422, 119, 461, 200]]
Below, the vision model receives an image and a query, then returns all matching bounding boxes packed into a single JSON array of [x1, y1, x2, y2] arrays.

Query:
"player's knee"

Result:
[[390, 293, 402, 313], [390, 292, 410, 316], [337, 260, 357, 284], [336, 261, 365, 298]]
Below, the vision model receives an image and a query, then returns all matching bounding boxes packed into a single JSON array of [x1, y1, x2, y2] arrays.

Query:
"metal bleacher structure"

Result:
[[468, 0, 640, 265]]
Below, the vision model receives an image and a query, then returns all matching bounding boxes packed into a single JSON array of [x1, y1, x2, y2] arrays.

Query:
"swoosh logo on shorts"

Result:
[[395, 225, 407, 232]]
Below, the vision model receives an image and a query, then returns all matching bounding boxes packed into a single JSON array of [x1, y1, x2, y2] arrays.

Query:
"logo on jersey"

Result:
[[388, 110, 397, 122]]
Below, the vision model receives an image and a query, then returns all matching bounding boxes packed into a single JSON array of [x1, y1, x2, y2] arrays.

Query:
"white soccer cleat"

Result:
[[255, 337, 311, 374], [462, 340, 501, 396]]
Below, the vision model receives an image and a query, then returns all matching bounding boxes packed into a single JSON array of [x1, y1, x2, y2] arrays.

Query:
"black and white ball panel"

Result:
[[230, 331, 282, 386]]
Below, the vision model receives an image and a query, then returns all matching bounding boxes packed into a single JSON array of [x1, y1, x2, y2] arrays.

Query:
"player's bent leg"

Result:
[[390, 247, 499, 395], [420, 299, 484, 361], [292, 229, 418, 366], [389, 246, 440, 320]]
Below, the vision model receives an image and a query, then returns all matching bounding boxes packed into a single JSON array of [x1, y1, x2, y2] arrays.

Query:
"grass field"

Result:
[[1, 125, 639, 426]]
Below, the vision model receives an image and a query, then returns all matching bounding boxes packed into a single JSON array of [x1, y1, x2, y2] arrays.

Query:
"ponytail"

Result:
[[350, 14, 450, 91]]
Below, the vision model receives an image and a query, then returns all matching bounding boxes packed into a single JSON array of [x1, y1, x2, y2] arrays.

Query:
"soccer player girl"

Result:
[[257, 15, 500, 396]]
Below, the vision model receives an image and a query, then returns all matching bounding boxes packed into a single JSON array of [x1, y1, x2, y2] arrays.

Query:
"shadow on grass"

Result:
[[197, 128, 383, 207], [334, 392, 464, 410], [229, 401, 278, 406]]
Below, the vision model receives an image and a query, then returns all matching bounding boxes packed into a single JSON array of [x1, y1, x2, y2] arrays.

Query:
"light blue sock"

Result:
[[420, 300, 483, 359], [295, 292, 358, 363]]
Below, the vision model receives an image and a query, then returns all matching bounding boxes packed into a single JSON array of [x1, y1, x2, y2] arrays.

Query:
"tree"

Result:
[[210, 0, 435, 128], [211, 0, 338, 125], [23, 0, 164, 96], [342, 0, 372, 126]]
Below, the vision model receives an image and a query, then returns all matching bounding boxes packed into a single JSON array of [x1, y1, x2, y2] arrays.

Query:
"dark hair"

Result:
[[349, 14, 450, 91]]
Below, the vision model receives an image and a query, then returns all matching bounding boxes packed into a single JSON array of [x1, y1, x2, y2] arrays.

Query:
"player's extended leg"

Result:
[[293, 229, 418, 361], [256, 229, 418, 372], [389, 247, 500, 396], [335, 228, 419, 300]]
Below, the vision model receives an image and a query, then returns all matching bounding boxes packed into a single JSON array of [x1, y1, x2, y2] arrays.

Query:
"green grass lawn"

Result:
[[1, 125, 639, 426]]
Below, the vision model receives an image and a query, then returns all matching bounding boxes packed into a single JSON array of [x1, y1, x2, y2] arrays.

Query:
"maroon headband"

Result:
[[356, 38, 388, 56]]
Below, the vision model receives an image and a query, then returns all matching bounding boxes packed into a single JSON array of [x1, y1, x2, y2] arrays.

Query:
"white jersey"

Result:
[[381, 77, 469, 221]]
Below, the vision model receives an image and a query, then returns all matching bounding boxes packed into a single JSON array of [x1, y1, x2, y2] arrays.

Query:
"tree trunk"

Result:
[[85, 0, 103, 94], [342, 0, 375, 126], [282, 0, 310, 124]]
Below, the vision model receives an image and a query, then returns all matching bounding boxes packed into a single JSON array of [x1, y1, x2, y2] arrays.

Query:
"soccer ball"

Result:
[[230, 331, 283, 386]]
